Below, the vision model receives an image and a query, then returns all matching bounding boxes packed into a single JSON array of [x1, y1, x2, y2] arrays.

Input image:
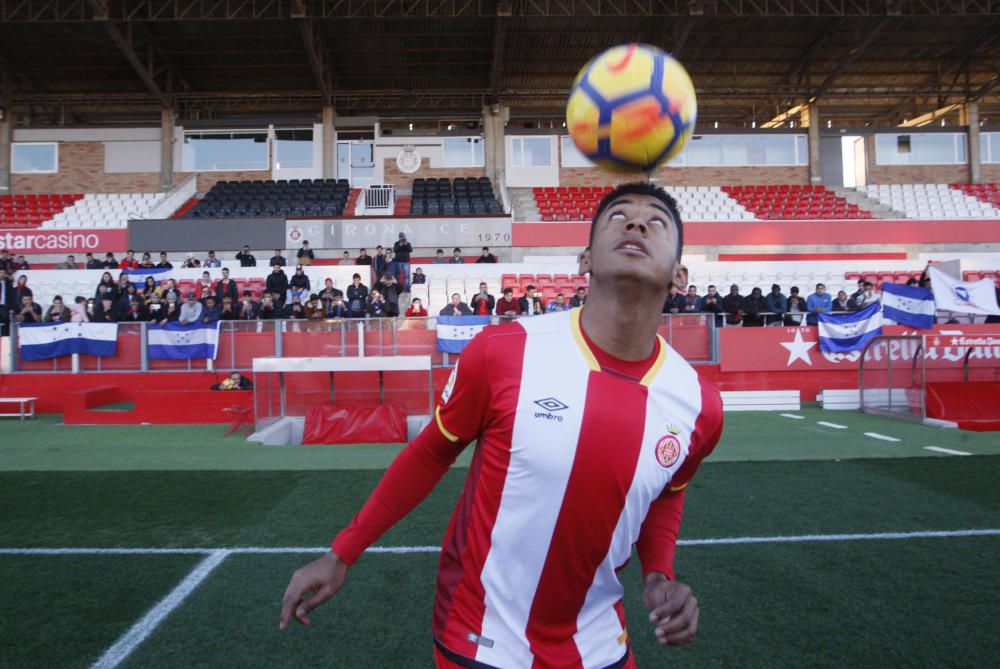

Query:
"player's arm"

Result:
[[279, 332, 492, 630]]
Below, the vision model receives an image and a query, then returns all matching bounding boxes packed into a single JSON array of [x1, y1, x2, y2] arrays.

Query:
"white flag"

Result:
[[928, 266, 1000, 316]]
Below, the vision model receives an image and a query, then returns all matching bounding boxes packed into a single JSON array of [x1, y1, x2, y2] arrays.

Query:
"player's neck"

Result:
[[580, 283, 664, 361]]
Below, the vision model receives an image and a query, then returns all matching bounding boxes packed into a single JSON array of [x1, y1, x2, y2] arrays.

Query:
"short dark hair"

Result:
[[863, 281, 873, 288], [436, 248, 444, 254], [503, 287, 513, 295], [352, 273, 361, 279], [453, 247, 461, 253], [590, 182, 683, 261]]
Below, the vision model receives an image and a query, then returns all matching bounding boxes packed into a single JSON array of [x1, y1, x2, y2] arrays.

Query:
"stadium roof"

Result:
[[0, 0, 998, 127]]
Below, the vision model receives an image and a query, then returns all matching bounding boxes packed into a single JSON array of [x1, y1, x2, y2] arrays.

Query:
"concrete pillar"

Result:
[[966, 101, 981, 185], [0, 109, 13, 194], [322, 106, 336, 179], [804, 102, 821, 184], [482, 104, 507, 185], [160, 108, 174, 191]]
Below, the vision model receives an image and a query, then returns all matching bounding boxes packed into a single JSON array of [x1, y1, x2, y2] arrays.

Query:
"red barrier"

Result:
[[302, 403, 408, 444], [925, 381, 1000, 431]]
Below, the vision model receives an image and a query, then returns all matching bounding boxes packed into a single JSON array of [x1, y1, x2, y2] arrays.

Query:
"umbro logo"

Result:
[[533, 397, 568, 422]]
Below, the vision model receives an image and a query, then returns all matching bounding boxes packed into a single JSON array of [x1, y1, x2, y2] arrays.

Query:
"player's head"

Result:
[[588, 181, 684, 291]]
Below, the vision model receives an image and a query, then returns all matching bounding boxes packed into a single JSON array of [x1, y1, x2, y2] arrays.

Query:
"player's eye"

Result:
[[649, 217, 666, 228], [609, 211, 627, 221]]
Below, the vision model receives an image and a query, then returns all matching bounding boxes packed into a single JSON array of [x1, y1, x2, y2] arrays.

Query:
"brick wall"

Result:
[[558, 165, 809, 187], [383, 159, 485, 191], [178, 171, 273, 192], [11, 142, 169, 194], [980, 164, 1000, 182]]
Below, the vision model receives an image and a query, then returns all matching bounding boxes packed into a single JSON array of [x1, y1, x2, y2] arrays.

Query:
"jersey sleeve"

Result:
[[636, 380, 723, 579], [331, 330, 492, 564]]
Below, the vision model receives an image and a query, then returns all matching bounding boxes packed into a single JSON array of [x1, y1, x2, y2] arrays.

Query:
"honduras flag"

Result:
[[436, 315, 490, 354], [882, 283, 935, 329], [148, 321, 221, 359], [18, 322, 118, 360], [122, 267, 172, 288], [818, 303, 883, 353]]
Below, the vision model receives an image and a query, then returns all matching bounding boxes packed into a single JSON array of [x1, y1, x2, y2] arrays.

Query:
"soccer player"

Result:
[[279, 182, 724, 668]]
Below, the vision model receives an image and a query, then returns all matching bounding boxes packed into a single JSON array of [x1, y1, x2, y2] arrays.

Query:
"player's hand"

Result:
[[279, 550, 350, 630], [643, 573, 699, 647]]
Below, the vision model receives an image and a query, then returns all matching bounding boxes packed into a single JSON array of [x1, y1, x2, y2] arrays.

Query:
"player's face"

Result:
[[590, 194, 681, 289]]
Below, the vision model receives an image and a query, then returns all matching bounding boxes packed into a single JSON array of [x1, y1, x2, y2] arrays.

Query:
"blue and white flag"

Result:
[[818, 302, 883, 353], [18, 322, 118, 360], [148, 321, 221, 359], [881, 283, 935, 329], [436, 315, 490, 354], [122, 267, 172, 287], [928, 266, 1000, 316]]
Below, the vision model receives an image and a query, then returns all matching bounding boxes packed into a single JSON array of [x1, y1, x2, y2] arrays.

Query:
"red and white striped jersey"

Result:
[[334, 308, 723, 669]]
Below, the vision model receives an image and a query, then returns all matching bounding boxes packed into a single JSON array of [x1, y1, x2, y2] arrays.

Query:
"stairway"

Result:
[[831, 186, 901, 219], [509, 187, 540, 221]]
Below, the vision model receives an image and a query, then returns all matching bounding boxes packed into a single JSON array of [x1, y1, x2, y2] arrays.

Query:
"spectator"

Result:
[[578, 246, 591, 276], [158, 294, 181, 325], [266, 266, 289, 305], [700, 284, 724, 326], [356, 249, 372, 266], [519, 285, 544, 316], [296, 241, 315, 266], [115, 272, 131, 297], [476, 246, 497, 264], [547, 294, 570, 313], [0, 269, 14, 334], [178, 293, 203, 325], [287, 266, 311, 303], [237, 291, 259, 320], [785, 287, 805, 326], [102, 252, 119, 269], [160, 279, 181, 303], [147, 293, 165, 322], [346, 274, 369, 318], [339, 251, 353, 266], [722, 284, 744, 326], [368, 290, 389, 317], [683, 285, 701, 312], [495, 287, 522, 316], [662, 284, 686, 314], [270, 249, 287, 267], [138, 252, 155, 269], [450, 247, 464, 264], [283, 295, 306, 320], [411, 268, 426, 285], [383, 250, 400, 287], [85, 297, 97, 321], [215, 267, 240, 303], [118, 282, 141, 311], [405, 297, 428, 317], [377, 273, 402, 316], [142, 276, 159, 303], [195, 271, 214, 299], [181, 253, 201, 268], [95, 272, 117, 301], [373, 245, 386, 280], [855, 281, 879, 310], [847, 279, 866, 310], [742, 287, 769, 327], [431, 249, 447, 264], [219, 296, 238, 321], [0, 249, 14, 274], [470, 282, 495, 316], [439, 293, 472, 316], [203, 250, 222, 268], [258, 294, 279, 320], [321, 283, 347, 318], [570, 286, 588, 308], [393, 233, 413, 289], [54, 254, 78, 270], [70, 296, 89, 323], [833, 290, 851, 312], [157, 252, 173, 269], [13, 275, 32, 306], [85, 252, 103, 270], [121, 297, 147, 323], [201, 295, 220, 324], [236, 245, 257, 268], [905, 278, 919, 287], [15, 255, 29, 270], [765, 284, 787, 325], [304, 294, 325, 320], [806, 283, 832, 325], [319, 278, 344, 305], [93, 297, 119, 323], [115, 251, 138, 269], [44, 295, 72, 322]]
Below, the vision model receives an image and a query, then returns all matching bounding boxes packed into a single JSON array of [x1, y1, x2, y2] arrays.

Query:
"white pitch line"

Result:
[[90, 549, 230, 669], [780, 413, 805, 420], [817, 421, 848, 429], [924, 446, 972, 456], [865, 432, 901, 442]]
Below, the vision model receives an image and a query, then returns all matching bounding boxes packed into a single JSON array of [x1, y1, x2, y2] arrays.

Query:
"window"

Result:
[[982, 132, 999, 164], [182, 131, 269, 171], [442, 137, 484, 167], [274, 128, 314, 169], [511, 137, 552, 167], [673, 134, 807, 167], [560, 136, 593, 167], [875, 133, 966, 165], [12, 143, 58, 173]]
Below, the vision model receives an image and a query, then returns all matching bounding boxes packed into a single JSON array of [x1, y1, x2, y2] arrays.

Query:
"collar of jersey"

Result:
[[569, 307, 667, 387]]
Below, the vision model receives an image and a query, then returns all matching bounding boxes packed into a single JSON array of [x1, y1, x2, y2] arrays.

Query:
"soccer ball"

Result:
[[566, 43, 697, 173]]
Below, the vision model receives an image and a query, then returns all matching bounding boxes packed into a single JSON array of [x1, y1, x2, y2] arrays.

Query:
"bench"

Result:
[[0, 397, 37, 420], [721, 390, 800, 412], [818, 389, 861, 410]]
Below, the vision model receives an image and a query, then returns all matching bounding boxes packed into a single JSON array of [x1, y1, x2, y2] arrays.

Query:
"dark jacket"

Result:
[[237, 300, 260, 320], [346, 284, 369, 316], [289, 273, 311, 292], [742, 292, 769, 327], [215, 278, 239, 304], [269, 255, 287, 267], [475, 253, 498, 264], [392, 240, 412, 262], [266, 271, 289, 298], [235, 251, 257, 267], [722, 293, 744, 324], [470, 293, 496, 315], [662, 293, 687, 314], [439, 302, 472, 316]]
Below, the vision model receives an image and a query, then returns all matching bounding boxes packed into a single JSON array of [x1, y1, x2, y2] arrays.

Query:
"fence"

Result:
[[8, 313, 718, 374]]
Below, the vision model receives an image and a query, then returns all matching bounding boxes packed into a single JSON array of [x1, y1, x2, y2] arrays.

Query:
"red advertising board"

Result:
[[0, 229, 128, 253], [720, 324, 1000, 373]]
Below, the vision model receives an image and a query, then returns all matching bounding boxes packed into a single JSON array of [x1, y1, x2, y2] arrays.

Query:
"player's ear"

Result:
[[671, 263, 689, 293]]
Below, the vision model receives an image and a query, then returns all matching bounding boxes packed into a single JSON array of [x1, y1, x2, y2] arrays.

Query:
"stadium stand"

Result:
[[186, 179, 351, 218], [42, 193, 163, 229], [857, 183, 1000, 219], [0, 194, 84, 229], [528, 185, 754, 221], [409, 177, 503, 216], [951, 183, 1000, 210], [722, 185, 874, 220]]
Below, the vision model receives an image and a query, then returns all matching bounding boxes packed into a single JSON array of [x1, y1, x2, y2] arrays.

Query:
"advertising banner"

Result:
[[0, 229, 128, 253], [286, 216, 513, 249]]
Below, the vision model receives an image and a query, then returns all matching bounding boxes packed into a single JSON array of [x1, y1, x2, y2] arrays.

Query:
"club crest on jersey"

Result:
[[654, 429, 682, 469]]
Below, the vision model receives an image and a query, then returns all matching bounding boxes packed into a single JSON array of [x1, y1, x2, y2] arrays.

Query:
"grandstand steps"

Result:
[[509, 187, 540, 221], [171, 197, 201, 219], [830, 187, 899, 219], [346, 188, 363, 215]]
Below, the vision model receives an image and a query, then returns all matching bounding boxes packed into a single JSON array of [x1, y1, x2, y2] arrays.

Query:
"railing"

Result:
[[8, 313, 717, 373], [858, 335, 924, 422], [362, 184, 395, 214]]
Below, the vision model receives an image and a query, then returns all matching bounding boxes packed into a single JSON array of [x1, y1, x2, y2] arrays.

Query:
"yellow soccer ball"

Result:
[[566, 43, 697, 172]]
